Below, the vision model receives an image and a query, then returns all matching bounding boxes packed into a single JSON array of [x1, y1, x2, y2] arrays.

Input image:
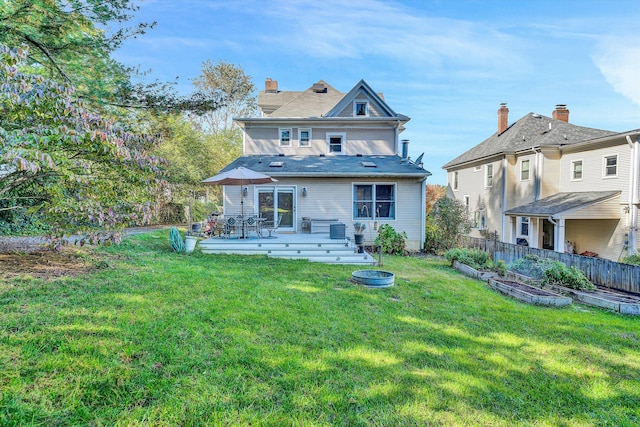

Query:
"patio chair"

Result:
[[245, 214, 262, 238], [262, 215, 282, 238]]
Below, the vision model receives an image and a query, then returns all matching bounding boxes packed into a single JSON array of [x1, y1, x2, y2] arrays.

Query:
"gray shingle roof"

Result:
[[504, 191, 620, 217], [443, 113, 616, 169], [260, 80, 344, 118], [221, 155, 431, 178]]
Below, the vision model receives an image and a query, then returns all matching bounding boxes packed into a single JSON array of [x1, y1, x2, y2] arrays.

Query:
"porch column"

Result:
[[555, 218, 566, 253], [529, 218, 540, 248]]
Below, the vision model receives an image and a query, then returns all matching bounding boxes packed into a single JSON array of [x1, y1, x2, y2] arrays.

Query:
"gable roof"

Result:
[[252, 79, 408, 125], [504, 191, 620, 217], [324, 79, 400, 118], [443, 113, 616, 169], [221, 155, 431, 178]]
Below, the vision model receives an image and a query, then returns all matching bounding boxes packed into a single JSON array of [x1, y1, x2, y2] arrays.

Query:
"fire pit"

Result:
[[352, 270, 395, 288]]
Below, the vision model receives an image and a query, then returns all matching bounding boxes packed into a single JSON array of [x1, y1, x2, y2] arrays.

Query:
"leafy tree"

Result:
[[1, 45, 166, 245], [192, 60, 258, 131], [426, 184, 446, 215], [0, 0, 222, 114], [424, 197, 472, 253]]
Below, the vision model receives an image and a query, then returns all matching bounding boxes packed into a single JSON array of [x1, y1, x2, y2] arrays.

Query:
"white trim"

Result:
[[570, 159, 583, 181], [603, 154, 618, 178], [298, 127, 311, 147], [279, 128, 292, 147], [353, 100, 369, 117], [326, 132, 346, 155]]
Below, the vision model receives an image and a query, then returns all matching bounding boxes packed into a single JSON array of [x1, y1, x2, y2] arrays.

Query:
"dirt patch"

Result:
[[0, 246, 94, 280]]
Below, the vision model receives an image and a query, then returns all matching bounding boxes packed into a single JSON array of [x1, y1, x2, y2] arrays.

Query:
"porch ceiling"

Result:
[[504, 191, 621, 219]]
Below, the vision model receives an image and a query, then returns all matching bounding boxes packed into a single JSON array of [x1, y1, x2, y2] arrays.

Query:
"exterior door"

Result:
[[257, 187, 296, 232]]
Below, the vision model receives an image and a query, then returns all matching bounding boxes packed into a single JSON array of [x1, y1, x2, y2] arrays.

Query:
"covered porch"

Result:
[[504, 191, 624, 260]]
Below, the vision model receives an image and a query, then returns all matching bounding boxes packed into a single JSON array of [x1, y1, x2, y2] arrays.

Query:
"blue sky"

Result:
[[113, 0, 640, 185]]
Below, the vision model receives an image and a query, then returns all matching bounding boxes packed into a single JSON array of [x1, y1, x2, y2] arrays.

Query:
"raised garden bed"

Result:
[[452, 260, 499, 281], [545, 284, 640, 315], [506, 270, 640, 315], [488, 278, 572, 307]]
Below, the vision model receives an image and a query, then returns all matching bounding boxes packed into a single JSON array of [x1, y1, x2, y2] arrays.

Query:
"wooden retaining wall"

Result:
[[462, 237, 640, 294]]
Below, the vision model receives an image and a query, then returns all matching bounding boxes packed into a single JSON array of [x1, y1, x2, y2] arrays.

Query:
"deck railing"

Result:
[[462, 237, 640, 294]]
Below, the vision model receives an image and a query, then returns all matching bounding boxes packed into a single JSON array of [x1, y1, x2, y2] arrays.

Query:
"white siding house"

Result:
[[444, 103, 640, 261], [220, 79, 431, 250]]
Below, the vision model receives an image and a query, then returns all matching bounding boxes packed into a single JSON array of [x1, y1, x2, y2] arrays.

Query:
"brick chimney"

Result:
[[265, 78, 278, 93], [552, 104, 569, 122], [497, 103, 509, 134]]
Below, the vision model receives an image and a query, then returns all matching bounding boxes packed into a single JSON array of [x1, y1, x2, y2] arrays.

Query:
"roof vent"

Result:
[[269, 161, 283, 167], [319, 154, 325, 157], [312, 83, 327, 93], [360, 161, 377, 168], [356, 153, 363, 157], [278, 153, 285, 157]]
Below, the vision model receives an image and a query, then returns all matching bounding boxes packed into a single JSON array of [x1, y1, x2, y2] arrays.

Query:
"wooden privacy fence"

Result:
[[462, 237, 640, 294]]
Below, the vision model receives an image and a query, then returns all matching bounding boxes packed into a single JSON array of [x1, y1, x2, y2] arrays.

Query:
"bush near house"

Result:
[[509, 254, 595, 291], [375, 224, 407, 255]]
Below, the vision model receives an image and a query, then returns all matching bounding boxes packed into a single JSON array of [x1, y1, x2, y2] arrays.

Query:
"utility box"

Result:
[[330, 223, 346, 239]]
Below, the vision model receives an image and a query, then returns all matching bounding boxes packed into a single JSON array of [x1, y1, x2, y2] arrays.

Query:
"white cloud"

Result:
[[255, 0, 525, 74], [593, 36, 640, 106]]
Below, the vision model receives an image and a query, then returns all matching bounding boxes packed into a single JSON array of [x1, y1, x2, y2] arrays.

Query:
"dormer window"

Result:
[[354, 101, 369, 117], [279, 128, 292, 147]]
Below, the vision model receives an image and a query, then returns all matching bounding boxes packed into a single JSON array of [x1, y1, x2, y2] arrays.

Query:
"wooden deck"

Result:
[[198, 232, 377, 265]]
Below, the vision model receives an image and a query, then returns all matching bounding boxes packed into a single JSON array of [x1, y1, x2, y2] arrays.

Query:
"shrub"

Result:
[[620, 250, 640, 266], [424, 197, 472, 253], [375, 224, 407, 255], [541, 262, 595, 291], [508, 255, 594, 291], [444, 248, 505, 275]]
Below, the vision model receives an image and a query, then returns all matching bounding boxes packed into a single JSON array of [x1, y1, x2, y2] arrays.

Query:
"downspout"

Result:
[[501, 157, 507, 241], [420, 176, 427, 251], [626, 135, 639, 255]]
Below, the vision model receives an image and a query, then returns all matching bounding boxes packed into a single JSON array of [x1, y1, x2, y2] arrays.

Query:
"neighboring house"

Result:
[[443, 103, 640, 261], [219, 79, 431, 251]]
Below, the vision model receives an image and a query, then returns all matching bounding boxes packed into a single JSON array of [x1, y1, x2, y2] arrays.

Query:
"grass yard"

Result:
[[1, 231, 639, 426]]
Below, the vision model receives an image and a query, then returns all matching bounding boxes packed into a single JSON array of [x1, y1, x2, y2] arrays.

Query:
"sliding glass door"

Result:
[[257, 187, 295, 232]]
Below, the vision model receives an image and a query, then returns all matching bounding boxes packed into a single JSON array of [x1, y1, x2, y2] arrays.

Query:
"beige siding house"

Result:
[[220, 79, 431, 250], [444, 103, 640, 261]]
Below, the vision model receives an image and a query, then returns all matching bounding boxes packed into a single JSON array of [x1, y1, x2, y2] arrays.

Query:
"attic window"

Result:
[[269, 161, 283, 167], [360, 161, 377, 168], [354, 101, 369, 117]]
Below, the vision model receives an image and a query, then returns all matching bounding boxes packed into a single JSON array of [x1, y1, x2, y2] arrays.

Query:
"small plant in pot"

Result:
[[353, 222, 366, 246]]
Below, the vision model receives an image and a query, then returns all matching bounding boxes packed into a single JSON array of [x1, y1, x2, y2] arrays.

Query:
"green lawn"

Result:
[[1, 231, 639, 426]]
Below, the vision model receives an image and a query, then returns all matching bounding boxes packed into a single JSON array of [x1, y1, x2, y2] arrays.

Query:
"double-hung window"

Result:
[[571, 160, 583, 180], [519, 217, 529, 236], [327, 132, 346, 154], [520, 159, 530, 181], [453, 171, 459, 190], [299, 128, 311, 147], [279, 128, 292, 147], [353, 184, 395, 220], [603, 155, 617, 178], [485, 163, 493, 187]]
